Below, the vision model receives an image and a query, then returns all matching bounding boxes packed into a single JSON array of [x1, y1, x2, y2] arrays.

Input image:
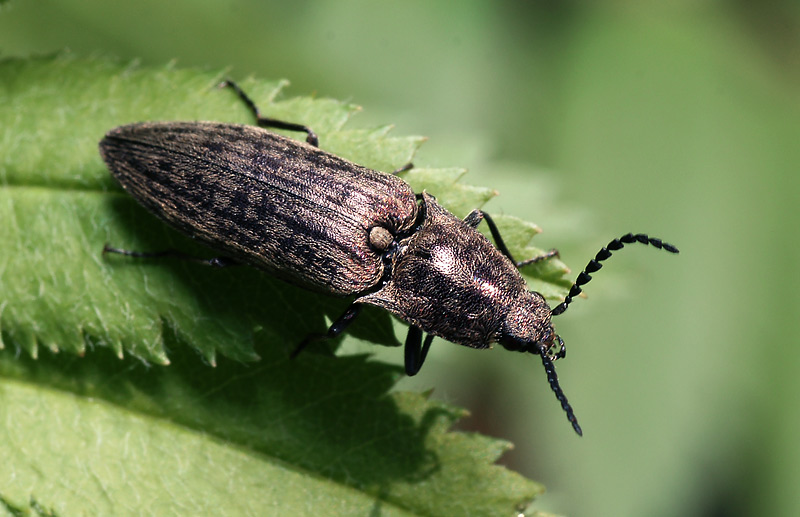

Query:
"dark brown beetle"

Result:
[[100, 82, 679, 435]]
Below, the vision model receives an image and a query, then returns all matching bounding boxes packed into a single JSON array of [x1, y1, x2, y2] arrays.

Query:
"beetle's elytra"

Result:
[[100, 81, 679, 435]]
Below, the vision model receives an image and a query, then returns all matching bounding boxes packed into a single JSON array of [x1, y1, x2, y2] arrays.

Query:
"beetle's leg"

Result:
[[555, 336, 567, 359], [219, 79, 320, 147], [463, 210, 559, 268], [103, 244, 238, 268], [391, 163, 414, 175], [463, 210, 517, 263], [291, 303, 362, 359], [404, 326, 435, 376], [515, 249, 560, 268], [544, 335, 567, 362]]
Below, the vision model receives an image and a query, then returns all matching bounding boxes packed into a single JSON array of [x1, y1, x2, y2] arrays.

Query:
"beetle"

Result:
[[100, 81, 679, 435]]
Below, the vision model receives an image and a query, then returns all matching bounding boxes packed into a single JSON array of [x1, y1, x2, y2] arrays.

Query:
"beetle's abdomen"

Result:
[[100, 122, 418, 295]]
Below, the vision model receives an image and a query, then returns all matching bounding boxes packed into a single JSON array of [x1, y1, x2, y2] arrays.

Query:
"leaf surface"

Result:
[[0, 55, 566, 516]]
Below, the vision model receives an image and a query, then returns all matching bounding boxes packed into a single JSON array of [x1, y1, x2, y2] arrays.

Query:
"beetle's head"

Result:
[[498, 291, 560, 355], [498, 290, 582, 436]]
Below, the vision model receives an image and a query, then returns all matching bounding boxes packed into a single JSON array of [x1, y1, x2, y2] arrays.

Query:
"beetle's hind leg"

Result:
[[219, 79, 320, 147], [103, 244, 239, 268]]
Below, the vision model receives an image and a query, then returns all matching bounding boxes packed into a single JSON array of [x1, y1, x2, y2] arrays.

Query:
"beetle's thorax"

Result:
[[357, 193, 533, 349]]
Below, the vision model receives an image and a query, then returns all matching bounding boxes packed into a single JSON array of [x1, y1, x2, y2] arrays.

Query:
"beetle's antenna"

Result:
[[551, 233, 678, 316], [539, 344, 582, 436]]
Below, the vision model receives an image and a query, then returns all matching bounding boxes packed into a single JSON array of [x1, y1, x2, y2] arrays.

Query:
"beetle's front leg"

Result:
[[545, 335, 567, 361], [463, 210, 559, 268], [404, 326, 435, 376], [516, 248, 560, 267]]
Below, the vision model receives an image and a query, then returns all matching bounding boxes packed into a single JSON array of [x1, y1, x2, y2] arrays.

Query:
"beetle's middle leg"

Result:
[[291, 303, 363, 359], [219, 79, 320, 147], [463, 210, 559, 268], [391, 163, 414, 175]]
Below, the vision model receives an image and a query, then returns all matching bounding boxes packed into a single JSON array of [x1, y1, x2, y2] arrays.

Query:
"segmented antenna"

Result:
[[539, 344, 582, 436], [551, 233, 679, 316]]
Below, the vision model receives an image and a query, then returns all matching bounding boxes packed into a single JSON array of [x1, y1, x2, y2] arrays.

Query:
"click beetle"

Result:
[[100, 81, 679, 435]]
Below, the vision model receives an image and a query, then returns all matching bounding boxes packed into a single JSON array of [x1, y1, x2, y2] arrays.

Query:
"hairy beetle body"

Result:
[[100, 82, 679, 436]]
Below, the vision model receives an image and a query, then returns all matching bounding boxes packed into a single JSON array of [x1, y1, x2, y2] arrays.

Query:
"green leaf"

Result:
[[0, 54, 566, 515]]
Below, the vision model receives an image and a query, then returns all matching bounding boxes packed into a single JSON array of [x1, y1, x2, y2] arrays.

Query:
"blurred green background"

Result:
[[1, 1, 798, 516]]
